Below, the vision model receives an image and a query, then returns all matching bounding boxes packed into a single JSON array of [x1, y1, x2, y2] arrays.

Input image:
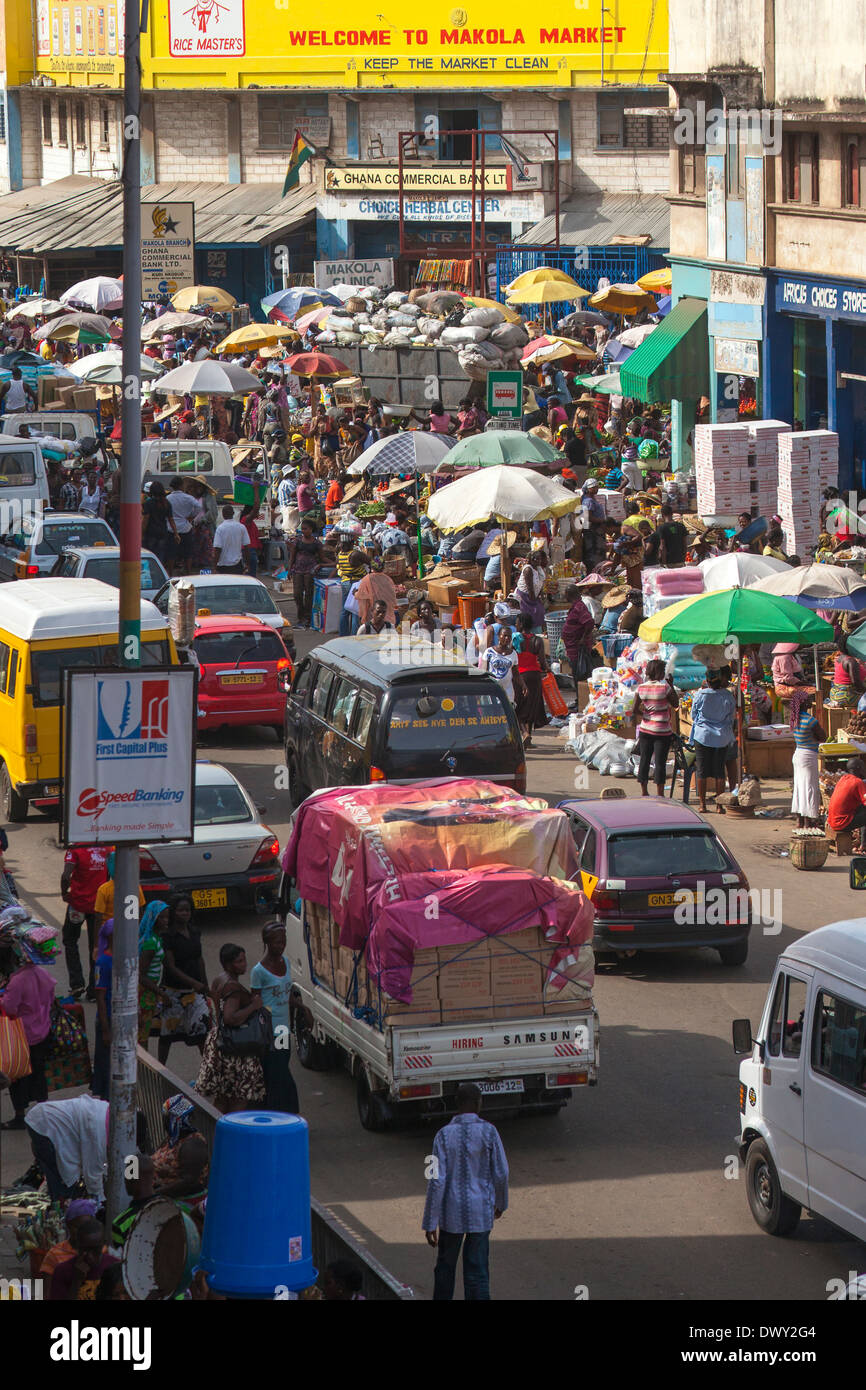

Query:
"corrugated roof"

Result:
[[0, 178, 317, 253], [517, 192, 670, 248]]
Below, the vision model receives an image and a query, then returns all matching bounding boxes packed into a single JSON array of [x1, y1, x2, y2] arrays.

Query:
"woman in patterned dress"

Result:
[[196, 943, 265, 1112]]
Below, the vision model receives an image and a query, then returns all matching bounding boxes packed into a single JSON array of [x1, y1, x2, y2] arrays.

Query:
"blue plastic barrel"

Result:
[[199, 1112, 316, 1297]]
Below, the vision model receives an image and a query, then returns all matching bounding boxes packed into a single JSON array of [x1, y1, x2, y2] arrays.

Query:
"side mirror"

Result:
[[850, 857, 866, 890], [732, 1018, 753, 1054]]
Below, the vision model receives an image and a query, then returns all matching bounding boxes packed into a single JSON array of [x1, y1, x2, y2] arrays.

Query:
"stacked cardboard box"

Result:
[[777, 432, 820, 556], [694, 424, 751, 515], [598, 488, 626, 522], [799, 429, 839, 490], [747, 420, 789, 515]]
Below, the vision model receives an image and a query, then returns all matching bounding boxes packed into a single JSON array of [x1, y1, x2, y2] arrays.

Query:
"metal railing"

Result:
[[136, 1047, 413, 1300]]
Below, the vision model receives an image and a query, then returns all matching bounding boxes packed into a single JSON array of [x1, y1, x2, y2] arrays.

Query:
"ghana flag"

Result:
[[283, 131, 314, 195]]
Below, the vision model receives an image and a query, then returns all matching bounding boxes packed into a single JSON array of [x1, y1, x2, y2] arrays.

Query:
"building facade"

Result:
[[664, 0, 866, 488]]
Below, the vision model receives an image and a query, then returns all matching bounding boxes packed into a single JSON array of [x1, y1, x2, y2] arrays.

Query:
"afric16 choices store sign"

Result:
[[63, 668, 196, 845]]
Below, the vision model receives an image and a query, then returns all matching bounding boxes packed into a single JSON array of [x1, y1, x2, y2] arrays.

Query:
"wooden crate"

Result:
[[744, 737, 795, 777]]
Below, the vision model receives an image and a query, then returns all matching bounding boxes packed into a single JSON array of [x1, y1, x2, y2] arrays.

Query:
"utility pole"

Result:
[[107, 0, 144, 1223]]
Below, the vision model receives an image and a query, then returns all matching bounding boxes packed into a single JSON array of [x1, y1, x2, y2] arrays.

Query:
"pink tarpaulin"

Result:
[[281, 778, 581, 948], [365, 866, 594, 1003]]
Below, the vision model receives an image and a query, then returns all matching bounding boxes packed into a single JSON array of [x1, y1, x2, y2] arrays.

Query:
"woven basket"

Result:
[[789, 835, 829, 870]]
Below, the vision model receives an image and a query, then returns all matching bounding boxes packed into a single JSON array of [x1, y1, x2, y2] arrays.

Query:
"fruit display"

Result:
[[844, 710, 866, 739], [354, 501, 387, 518]]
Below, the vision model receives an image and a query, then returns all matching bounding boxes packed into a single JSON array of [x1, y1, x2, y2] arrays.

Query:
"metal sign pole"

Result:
[[107, 0, 144, 1224]]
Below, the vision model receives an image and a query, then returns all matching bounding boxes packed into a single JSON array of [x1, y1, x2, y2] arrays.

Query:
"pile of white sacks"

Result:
[[311, 288, 529, 381]]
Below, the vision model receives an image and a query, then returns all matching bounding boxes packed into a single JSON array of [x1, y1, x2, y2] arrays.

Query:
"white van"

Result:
[[2, 411, 100, 448], [733, 918, 866, 1241], [141, 439, 236, 504], [0, 439, 50, 536]]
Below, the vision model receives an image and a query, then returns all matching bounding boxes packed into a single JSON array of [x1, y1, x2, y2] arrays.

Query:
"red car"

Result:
[[193, 615, 293, 737]]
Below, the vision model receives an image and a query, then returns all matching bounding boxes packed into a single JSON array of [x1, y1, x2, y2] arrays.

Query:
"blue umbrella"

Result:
[[261, 287, 342, 322]]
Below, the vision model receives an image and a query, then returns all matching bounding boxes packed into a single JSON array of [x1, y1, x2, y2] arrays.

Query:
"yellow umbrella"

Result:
[[506, 266, 587, 295], [507, 279, 587, 305], [171, 285, 238, 311], [637, 267, 672, 292], [523, 336, 597, 364], [216, 323, 299, 352], [460, 294, 524, 325], [589, 283, 658, 314]]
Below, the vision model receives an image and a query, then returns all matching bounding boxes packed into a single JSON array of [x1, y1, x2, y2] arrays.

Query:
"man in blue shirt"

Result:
[[422, 1083, 509, 1300], [690, 672, 737, 814]]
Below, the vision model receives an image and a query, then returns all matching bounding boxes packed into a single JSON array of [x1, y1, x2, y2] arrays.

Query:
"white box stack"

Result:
[[799, 430, 839, 490], [598, 488, 626, 521], [747, 420, 789, 516], [777, 432, 820, 556], [694, 423, 751, 515]]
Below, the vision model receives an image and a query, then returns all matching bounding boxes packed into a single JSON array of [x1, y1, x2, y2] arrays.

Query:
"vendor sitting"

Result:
[[829, 636, 866, 707], [827, 758, 866, 851]]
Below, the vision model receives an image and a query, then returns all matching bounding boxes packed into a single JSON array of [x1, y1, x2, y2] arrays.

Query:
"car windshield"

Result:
[[194, 782, 253, 825], [83, 557, 164, 591], [193, 584, 277, 616], [30, 639, 172, 706], [385, 686, 518, 751], [607, 831, 730, 879], [193, 630, 285, 664], [36, 520, 115, 555], [0, 450, 36, 487]]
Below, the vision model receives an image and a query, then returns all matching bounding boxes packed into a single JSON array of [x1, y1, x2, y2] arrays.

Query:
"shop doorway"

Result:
[[439, 109, 479, 161], [792, 317, 828, 431]]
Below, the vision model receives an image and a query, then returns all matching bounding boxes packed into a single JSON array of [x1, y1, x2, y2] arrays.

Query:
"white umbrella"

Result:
[[699, 553, 790, 590], [617, 323, 657, 348], [751, 563, 866, 610], [347, 431, 455, 476], [153, 359, 260, 395], [5, 297, 64, 320], [60, 276, 123, 313], [67, 348, 163, 383], [141, 312, 214, 340], [427, 464, 579, 532]]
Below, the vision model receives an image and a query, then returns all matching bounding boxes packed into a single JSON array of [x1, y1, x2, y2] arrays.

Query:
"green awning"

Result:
[[619, 296, 708, 403]]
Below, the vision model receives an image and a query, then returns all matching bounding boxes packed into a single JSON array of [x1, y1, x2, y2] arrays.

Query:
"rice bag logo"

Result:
[[96, 679, 169, 759]]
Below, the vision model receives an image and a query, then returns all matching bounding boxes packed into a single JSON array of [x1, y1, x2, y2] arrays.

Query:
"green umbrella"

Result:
[[638, 587, 835, 646], [435, 429, 563, 472], [573, 371, 622, 395]]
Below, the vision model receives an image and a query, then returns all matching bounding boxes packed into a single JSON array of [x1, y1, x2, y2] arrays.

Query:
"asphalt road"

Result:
[[1, 624, 863, 1301]]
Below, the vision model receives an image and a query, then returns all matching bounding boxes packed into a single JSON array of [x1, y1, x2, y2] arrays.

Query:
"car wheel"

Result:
[[718, 938, 749, 966], [285, 754, 308, 812], [357, 1071, 390, 1132], [296, 1026, 330, 1071], [0, 762, 27, 822], [745, 1139, 801, 1236]]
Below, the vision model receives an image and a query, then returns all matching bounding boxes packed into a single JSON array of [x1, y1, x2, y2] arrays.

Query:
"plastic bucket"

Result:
[[199, 1112, 316, 1297], [122, 1198, 201, 1300]]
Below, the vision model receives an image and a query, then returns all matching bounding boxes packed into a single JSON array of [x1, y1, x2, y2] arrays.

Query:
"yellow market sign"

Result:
[[323, 166, 541, 193], [31, 0, 667, 88]]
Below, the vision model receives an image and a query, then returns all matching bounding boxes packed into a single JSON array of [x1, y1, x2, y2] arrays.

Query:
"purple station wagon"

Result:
[[558, 798, 752, 966]]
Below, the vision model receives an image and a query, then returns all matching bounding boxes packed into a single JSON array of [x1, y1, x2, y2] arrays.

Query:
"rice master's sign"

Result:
[[63, 667, 196, 845]]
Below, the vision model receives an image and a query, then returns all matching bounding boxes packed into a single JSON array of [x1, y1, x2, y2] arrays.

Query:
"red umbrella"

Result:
[[284, 351, 351, 377]]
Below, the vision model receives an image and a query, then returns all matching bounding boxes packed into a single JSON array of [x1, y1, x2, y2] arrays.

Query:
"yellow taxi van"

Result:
[[0, 577, 178, 820]]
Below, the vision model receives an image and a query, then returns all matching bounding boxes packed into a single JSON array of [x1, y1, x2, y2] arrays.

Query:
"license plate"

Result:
[[220, 673, 262, 685], [476, 1079, 524, 1095], [192, 888, 227, 909], [647, 890, 701, 908]]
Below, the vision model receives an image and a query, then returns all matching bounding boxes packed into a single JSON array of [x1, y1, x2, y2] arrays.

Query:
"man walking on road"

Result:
[[422, 1082, 509, 1300]]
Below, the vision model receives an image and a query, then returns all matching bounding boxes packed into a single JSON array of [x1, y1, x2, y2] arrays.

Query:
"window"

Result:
[[606, 831, 728, 879], [597, 92, 668, 150], [783, 977, 807, 1058], [291, 659, 312, 699], [580, 830, 597, 874], [35, 518, 114, 555], [74, 100, 87, 148], [31, 644, 105, 707], [813, 990, 866, 1091], [330, 678, 358, 735], [677, 97, 706, 196], [385, 688, 516, 750], [258, 96, 304, 150], [194, 782, 252, 826], [310, 666, 335, 720], [0, 451, 36, 487], [766, 973, 786, 1056], [57, 100, 68, 147], [42, 99, 52, 145], [782, 132, 820, 205], [352, 692, 375, 746], [0, 95, 6, 145], [191, 584, 277, 617], [0, 640, 10, 695], [844, 136, 866, 209], [99, 102, 111, 149], [192, 628, 284, 665]]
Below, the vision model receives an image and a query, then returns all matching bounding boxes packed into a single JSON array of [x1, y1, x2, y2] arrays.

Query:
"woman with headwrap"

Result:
[[137, 900, 170, 1048], [150, 1093, 209, 1195], [157, 894, 211, 1065], [354, 555, 398, 627]]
